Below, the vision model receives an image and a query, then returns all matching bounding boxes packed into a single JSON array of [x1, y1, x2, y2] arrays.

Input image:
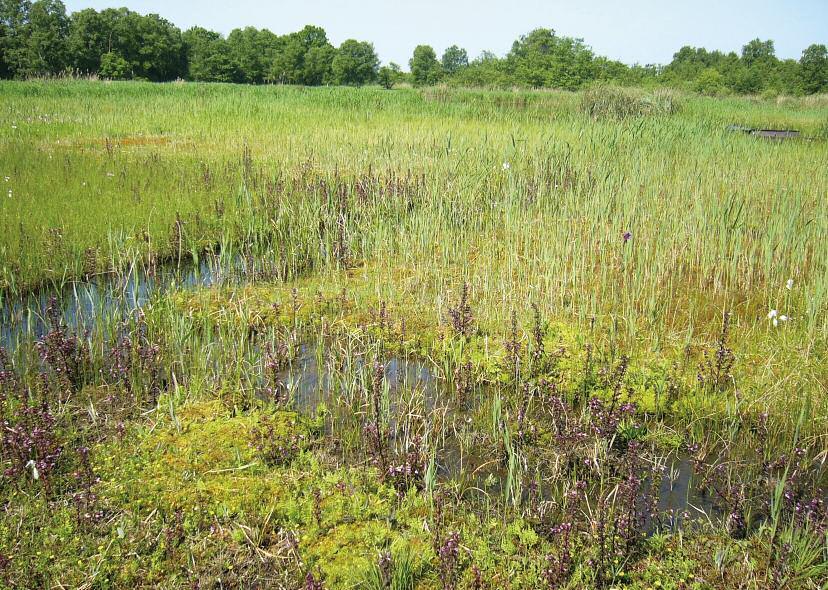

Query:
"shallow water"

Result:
[[1, 262, 721, 531], [272, 343, 439, 413], [275, 341, 720, 530], [726, 124, 803, 140], [648, 457, 718, 530], [0, 257, 230, 353]]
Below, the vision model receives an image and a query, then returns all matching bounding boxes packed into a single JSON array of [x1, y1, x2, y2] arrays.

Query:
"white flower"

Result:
[[780, 315, 788, 322], [3, 176, 9, 182], [7, 190, 11, 198], [26, 459, 39, 480], [502, 162, 511, 170], [106, 172, 115, 177], [11, 125, 17, 130], [767, 309, 778, 319], [786, 278, 793, 290], [773, 318, 779, 327]]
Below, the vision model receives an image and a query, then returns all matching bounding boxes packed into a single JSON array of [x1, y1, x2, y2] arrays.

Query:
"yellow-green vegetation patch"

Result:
[[99, 400, 313, 522], [307, 520, 392, 586], [302, 488, 436, 587], [170, 270, 727, 419], [84, 398, 440, 588]]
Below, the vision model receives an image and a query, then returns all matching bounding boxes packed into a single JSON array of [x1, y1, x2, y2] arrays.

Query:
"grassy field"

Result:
[[0, 81, 826, 589]]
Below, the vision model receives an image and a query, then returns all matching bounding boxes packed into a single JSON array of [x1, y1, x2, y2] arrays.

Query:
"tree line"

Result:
[[1, 1, 826, 94]]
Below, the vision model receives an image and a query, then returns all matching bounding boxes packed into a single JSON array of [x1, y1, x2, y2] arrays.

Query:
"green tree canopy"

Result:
[[131, 12, 186, 80], [1, 0, 69, 77], [450, 50, 514, 88], [800, 44, 828, 94], [410, 44, 441, 86], [227, 27, 279, 84], [378, 62, 401, 89], [441, 45, 468, 75], [741, 38, 776, 67], [183, 27, 238, 82], [65, 7, 185, 80], [302, 44, 335, 85], [98, 49, 130, 79], [24, 0, 69, 75], [331, 39, 378, 86], [508, 28, 595, 90], [695, 67, 726, 95], [0, 0, 32, 77], [269, 25, 334, 85]]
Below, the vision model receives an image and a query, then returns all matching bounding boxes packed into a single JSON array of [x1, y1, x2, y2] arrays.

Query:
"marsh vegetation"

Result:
[[0, 82, 826, 589]]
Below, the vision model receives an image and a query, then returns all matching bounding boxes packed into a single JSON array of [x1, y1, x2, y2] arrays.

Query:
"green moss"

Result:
[[306, 520, 392, 586], [99, 400, 313, 523], [72, 398, 435, 588], [500, 518, 541, 555]]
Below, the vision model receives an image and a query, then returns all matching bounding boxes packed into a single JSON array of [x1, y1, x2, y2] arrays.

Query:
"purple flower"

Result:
[[304, 572, 324, 590], [622, 231, 632, 244], [438, 531, 461, 590]]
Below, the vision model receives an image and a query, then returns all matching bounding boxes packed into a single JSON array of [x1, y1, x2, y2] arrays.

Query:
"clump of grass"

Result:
[[581, 84, 682, 119], [816, 117, 828, 140], [362, 546, 417, 590]]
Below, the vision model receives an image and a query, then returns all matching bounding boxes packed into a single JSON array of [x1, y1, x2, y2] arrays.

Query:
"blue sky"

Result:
[[63, 0, 828, 67]]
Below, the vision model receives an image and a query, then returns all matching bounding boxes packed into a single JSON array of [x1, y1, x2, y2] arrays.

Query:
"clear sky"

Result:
[[63, 0, 828, 67]]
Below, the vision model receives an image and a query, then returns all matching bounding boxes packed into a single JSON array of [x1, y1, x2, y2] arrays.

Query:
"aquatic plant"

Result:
[[363, 546, 418, 590], [1, 397, 62, 493], [529, 301, 547, 375], [437, 531, 461, 590], [333, 182, 351, 268], [697, 311, 736, 394], [503, 309, 522, 381], [251, 414, 306, 467], [258, 337, 292, 405], [452, 360, 473, 407], [581, 85, 682, 119], [0, 347, 18, 401], [71, 446, 102, 529], [588, 355, 634, 440], [446, 282, 474, 339], [386, 434, 426, 492], [36, 297, 91, 395], [304, 571, 325, 590], [543, 482, 584, 588], [108, 311, 163, 406], [378, 549, 393, 589], [364, 361, 390, 474]]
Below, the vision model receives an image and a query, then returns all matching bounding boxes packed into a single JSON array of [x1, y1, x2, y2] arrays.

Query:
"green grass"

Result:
[[2, 80, 825, 395], [1, 80, 826, 589]]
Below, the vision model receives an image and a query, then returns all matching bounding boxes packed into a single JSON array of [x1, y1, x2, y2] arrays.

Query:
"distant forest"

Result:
[[1, 1, 827, 95]]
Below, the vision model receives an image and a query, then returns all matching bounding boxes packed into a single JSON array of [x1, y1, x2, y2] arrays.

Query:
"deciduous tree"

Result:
[[508, 28, 595, 90], [378, 62, 400, 89], [410, 44, 441, 86], [331, 39, 378, 86], [183, 27, 238, 82], [441, 45, 468, 75], [800, 44, 828, 94]]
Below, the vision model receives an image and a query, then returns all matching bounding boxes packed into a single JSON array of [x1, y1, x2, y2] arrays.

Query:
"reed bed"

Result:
[[0, 80, 826, 589]]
